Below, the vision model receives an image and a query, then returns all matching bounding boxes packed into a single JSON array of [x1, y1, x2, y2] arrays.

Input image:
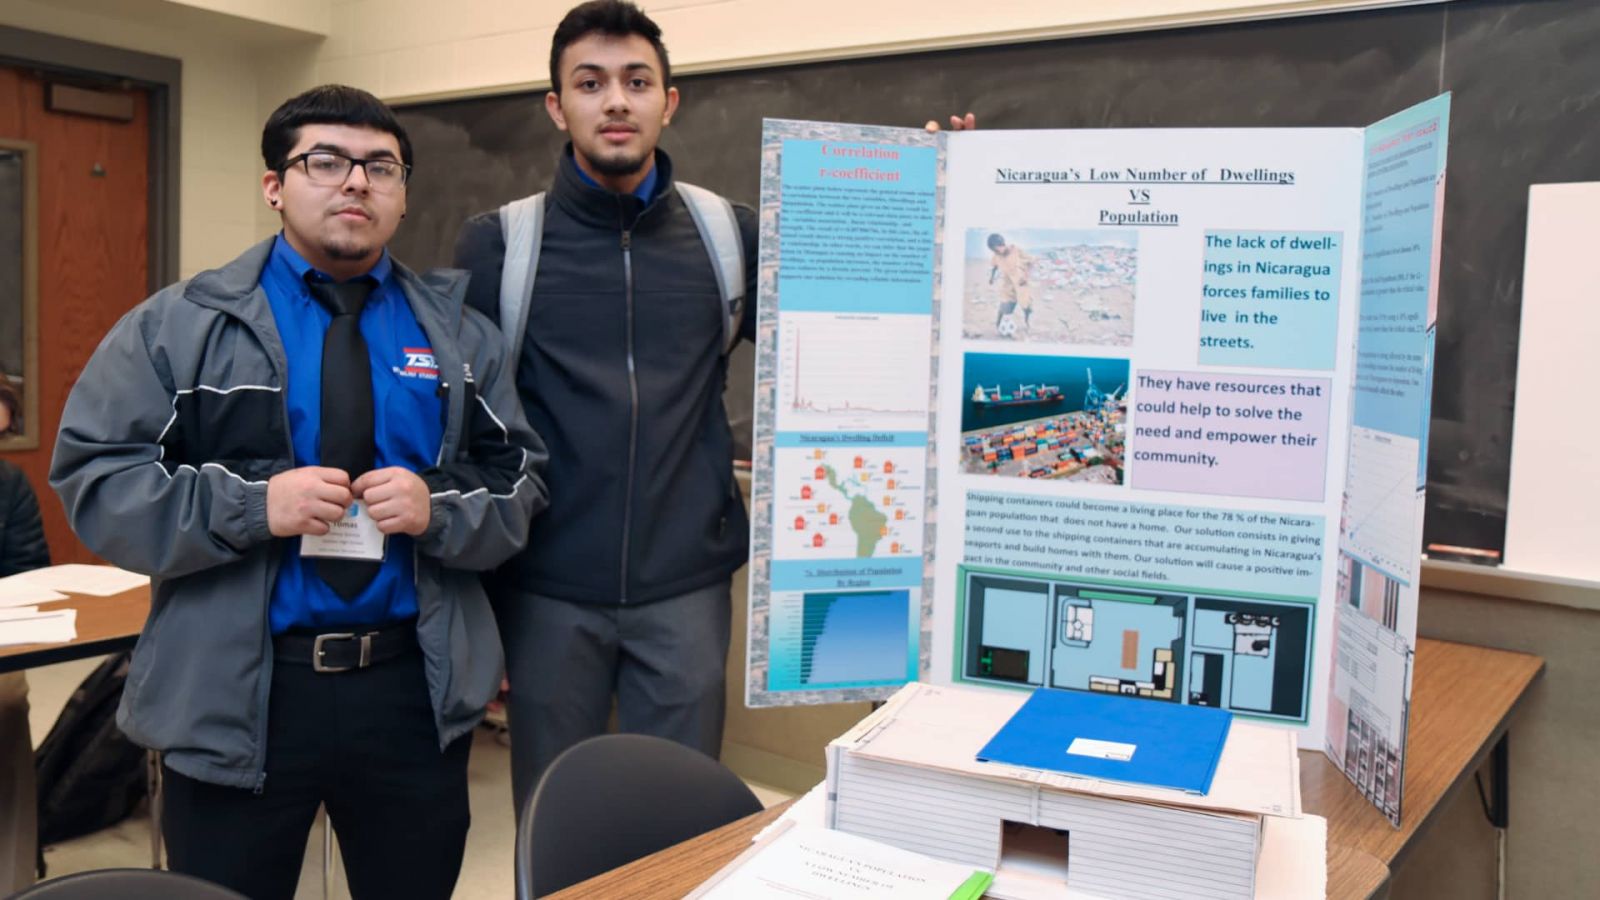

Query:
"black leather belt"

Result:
[[273, 621, 418, 673]]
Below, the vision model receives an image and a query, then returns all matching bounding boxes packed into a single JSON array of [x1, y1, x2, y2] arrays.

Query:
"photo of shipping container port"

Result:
[[961, 369, 1127, 484]]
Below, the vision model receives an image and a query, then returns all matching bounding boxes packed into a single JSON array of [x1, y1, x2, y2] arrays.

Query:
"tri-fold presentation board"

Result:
[[745, 96, 1450, 825]]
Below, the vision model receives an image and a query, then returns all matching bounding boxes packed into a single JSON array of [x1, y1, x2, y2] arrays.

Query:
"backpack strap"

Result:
[[497, 193, 546, 373], [676, 181, 745, 355], [499, 185, 744, 364]]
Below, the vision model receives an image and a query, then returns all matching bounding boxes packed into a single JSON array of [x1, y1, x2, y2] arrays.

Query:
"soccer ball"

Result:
[[997, 317, 1018, 338]]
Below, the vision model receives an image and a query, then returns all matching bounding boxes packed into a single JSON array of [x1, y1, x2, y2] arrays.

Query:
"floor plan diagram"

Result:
[[961, 569, 1314, 722], [1054, 587, 1184, 700]]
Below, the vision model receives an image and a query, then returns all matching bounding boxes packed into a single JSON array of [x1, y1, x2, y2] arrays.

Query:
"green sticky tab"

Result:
[[948, 871, 994, 900]]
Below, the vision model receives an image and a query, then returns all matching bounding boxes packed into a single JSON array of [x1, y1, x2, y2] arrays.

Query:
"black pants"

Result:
[[161, 646, 471, 900]]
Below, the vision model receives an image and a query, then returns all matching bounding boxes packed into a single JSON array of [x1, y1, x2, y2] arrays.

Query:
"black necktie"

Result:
[[305, 274, 381, 600]]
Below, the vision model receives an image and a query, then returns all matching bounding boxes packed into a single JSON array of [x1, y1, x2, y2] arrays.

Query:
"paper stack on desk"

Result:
[[0, 606, 77, 647], [766, 783, 1325, 900], [825, 683, 1306, 900]]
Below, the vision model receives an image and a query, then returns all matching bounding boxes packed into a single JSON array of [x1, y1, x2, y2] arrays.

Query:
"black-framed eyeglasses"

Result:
[[282, 150, 411, 191]]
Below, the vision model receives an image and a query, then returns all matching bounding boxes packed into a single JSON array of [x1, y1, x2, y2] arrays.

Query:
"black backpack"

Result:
[[33, 651, 147, 872]]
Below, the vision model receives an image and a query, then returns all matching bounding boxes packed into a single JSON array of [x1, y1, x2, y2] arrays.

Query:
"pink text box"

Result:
[[1129, 369, 1332, 502]]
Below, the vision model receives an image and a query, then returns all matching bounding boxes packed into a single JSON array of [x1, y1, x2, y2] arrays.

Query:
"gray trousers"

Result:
[[495, 581, 732, 815], [0, 672, 35, 893]]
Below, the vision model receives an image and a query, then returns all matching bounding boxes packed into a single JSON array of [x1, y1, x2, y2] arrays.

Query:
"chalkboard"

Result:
[[390, 0, 1600, 560]]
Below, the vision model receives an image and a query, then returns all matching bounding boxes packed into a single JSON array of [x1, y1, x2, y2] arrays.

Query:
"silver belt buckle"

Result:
[[312, 632, 373, 673]]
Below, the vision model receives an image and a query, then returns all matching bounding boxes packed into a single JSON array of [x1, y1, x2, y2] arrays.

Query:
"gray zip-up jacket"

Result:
[[49, 239, 548, 789]]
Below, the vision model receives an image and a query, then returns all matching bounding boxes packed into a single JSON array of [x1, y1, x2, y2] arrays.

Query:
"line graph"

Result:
[[1343, 426, 1421, 584], [776, 312, 932, 432]]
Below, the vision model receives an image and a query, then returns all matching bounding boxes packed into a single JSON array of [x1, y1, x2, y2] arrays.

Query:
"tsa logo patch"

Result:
[[394, 347, 439, 380]]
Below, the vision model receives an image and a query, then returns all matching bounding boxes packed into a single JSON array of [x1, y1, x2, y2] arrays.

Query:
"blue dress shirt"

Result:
[[259, 235, 445, 634]]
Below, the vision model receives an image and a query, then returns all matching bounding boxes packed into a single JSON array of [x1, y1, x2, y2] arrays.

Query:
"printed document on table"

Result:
[[689, 820, 991, 900]]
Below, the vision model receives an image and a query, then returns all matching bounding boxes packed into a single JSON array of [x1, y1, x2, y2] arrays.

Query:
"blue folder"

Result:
[[976, 689, 1233, 794]]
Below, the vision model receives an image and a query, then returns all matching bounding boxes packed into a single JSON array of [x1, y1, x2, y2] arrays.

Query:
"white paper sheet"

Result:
[[1253, 813, 1328, 900], [693, 820, 988, 900], [1, 564, 149, 597], [0, 579, 68, 608], [755, 782, 828, 844], [0, 608, 77, 647]]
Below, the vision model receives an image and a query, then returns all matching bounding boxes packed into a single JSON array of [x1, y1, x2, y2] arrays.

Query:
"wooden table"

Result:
[[549, 637, 1543, 900], [547, 805, 789, 899], [0, 584, 150, 673], [547, 805, 1392, 900], [1326, 845, 1390, 900], [1, 583, 157, 867], [1303, 638, 1543, 870]]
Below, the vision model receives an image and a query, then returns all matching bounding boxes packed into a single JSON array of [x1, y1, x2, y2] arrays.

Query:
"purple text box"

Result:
[[1129, 369, 1332, 501]]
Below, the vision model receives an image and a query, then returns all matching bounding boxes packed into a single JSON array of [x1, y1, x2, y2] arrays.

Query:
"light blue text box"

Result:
[[1199, 230, 1343, 370]]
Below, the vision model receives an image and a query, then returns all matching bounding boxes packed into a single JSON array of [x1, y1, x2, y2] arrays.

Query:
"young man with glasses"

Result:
[[50, 84, 546, 900]]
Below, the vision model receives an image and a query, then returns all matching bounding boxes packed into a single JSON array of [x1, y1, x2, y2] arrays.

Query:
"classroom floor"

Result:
[[25, 656, 794, 899]]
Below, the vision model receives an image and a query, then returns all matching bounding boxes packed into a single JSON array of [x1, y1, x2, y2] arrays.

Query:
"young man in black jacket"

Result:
[[452, 0, 756, 811]]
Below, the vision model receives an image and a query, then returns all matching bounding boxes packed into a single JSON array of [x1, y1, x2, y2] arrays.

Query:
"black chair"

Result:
[[7, 869, 248, 899], [516, 733, 764, 899]]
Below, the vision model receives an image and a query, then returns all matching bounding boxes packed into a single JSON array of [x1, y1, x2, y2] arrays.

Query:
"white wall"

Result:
[[310, 0, 1452, 103], [164, 0, 329, 36]]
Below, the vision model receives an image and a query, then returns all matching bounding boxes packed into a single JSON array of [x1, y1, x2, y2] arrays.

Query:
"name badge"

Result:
[[301, 500, 386, 562]]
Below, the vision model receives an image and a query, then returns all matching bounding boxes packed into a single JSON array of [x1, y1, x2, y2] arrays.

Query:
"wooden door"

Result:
[[0, 67, 150, 565]]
